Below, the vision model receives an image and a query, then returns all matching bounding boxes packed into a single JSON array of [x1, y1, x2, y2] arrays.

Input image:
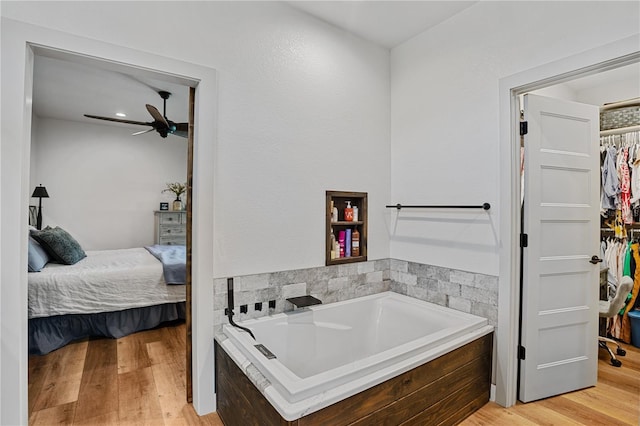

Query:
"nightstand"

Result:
[[154, 210, 186, 245]]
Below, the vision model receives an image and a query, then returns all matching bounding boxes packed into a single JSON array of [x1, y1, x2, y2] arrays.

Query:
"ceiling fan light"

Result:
[[115, 112, 126, 117]]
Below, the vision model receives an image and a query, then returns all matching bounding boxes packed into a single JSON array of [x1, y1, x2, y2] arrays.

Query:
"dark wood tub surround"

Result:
[[215, 332, 493, 426]]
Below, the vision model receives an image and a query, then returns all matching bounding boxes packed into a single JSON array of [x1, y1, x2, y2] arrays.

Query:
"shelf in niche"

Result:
[[328, 255, 367, 265], [326, 190, 367, 266]]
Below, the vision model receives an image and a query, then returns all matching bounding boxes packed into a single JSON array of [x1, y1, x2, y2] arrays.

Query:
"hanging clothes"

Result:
[[616, 243, 640, 343], [600, 131, 640, 341], [604, 238, 620, 296], [619, 147, 633, 224], [614, 210, 627, 240], [601, 146, 619, 211], [631, 155, 640, 204]]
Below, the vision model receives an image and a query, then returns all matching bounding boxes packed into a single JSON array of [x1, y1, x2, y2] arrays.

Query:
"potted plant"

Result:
[[163, 182, 186, 211]]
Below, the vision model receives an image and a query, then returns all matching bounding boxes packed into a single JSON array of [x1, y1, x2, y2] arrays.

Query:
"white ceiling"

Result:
[[285, 1, 477, 48], [32, 1, 478, 128], [564, 62, 640, 94], [33, 55, 190, 133], [31, 1, 639, 128]]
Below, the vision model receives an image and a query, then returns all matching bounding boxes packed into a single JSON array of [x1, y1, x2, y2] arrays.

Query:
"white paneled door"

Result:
[[519, 94, 600, 402]]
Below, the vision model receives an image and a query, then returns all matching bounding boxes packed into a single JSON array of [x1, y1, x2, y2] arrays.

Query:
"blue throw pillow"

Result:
[[32, 226, 86, 265], [28, 237, 50, 272]]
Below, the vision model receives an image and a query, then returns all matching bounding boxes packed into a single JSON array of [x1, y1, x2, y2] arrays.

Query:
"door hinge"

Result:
[[520, 121, 528, 136], [520, 233, 528, 248], [519, 345, 526, 360]]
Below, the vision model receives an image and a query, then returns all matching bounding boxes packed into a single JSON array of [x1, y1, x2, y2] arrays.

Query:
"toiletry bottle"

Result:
[[345, 229, 352, 257], [353, 205, 359, 222], [338, 230, 346, 258], [330, 229, 336, 259], [332, 201, 338, 222], [352, 228, 360, 256], [344, 201, 354, 221]]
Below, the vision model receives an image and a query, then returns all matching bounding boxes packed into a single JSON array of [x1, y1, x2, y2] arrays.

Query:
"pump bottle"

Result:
[[344, 201, 354, 222]]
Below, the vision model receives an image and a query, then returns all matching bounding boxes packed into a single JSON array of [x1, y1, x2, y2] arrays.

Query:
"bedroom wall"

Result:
[[389, 1, 640, 277], [2, 1, 391, 277], [30, 117, 188, 250]]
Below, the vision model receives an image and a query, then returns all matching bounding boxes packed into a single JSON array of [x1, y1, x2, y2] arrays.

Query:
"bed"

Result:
[[28, 246, 186, 355]]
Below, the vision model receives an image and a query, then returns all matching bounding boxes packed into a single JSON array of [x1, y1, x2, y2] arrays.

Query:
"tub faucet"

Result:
[[226, 278, 256, 340], [286, 295, 322, 309]]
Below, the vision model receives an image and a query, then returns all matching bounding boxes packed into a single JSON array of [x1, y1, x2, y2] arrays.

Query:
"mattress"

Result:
[[28, 247, 186, 319]]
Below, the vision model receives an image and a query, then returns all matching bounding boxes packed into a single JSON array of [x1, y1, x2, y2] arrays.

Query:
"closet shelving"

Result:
[[600, 98, 640, 239], [599, 97, 640, 137], [600, 125, 640, 137]]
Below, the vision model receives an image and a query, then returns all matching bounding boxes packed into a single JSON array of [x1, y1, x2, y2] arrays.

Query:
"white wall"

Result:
[[390, 1, 640, 276], [30, 117, 188, 250], [573, 78, 640, 106], [532, 65, 640, 106], [1, 2, 390, 422], [530, 85, 578, 103], [2, 1, 391, 278]]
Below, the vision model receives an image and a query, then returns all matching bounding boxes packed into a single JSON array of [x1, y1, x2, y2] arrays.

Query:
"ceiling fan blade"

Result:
[[145, 104, 169, 128], [84, 114, 151, 126], [172, 122, 189, 138], [131, 128, 155, 136]]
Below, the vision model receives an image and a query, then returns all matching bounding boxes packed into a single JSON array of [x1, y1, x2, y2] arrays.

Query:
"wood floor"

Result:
[[28, 322, 221, 426], [30, 323, 639, 425], [461, 342, 640, 425]]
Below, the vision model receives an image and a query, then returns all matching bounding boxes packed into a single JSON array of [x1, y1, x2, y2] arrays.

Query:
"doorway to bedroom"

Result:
[[26, 49, 196, 422]]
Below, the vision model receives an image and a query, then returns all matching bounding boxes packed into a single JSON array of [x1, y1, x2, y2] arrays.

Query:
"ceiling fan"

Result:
[[84, 91, 188, 138]]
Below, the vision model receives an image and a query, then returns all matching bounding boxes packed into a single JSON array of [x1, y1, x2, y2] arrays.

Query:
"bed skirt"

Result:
[[29, 302, 186, 355]]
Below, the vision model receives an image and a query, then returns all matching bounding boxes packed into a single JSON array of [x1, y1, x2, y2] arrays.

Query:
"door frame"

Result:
[[29, 48, 199, 401], [1, 19, 217, 424], [496, 34, 640, 407]]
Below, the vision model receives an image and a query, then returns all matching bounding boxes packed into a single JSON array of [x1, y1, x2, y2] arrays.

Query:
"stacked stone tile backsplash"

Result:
[[389, 259, 498, 326], [213, 259, 390, 336], [213, 258, 498, 336]]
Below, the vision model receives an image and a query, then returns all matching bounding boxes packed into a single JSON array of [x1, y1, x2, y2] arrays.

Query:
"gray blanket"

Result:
[[145, 244, 186, 285]]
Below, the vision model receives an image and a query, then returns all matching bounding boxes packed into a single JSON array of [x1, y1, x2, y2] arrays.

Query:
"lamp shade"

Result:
[[32, 185, 49, 198]]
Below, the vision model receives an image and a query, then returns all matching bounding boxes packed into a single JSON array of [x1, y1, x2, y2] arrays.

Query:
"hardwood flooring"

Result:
[[461, 342, 640, 425], [30, 323, 639, 425], [29, 322, 221, 426]]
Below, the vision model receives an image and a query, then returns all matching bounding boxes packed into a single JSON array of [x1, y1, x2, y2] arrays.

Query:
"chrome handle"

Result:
[[589, 256, 603, 265]]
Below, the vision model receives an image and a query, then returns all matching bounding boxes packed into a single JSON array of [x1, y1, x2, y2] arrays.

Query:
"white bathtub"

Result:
[[220, 291, 494, 421]]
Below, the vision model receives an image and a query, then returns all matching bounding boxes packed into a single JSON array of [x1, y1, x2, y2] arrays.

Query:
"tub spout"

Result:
[[286, 295, 322, 309], [227, 278, 256, 340]]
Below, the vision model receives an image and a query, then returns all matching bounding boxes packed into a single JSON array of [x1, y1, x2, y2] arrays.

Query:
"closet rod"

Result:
[[600, 97, 640, 112], [386, 203, 491, 211], [600, 125, 640, 137]]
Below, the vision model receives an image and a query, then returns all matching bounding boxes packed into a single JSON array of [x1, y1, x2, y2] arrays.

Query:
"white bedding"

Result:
[[28, 247, 185, 319]]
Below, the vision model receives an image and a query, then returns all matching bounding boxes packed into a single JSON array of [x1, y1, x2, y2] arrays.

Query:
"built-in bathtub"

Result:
[[216, 291, 494, 425]]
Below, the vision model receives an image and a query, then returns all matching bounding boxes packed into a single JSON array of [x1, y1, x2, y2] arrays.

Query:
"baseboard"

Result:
[[490, 384, 496, 402], [193, 394, 216, 417]]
